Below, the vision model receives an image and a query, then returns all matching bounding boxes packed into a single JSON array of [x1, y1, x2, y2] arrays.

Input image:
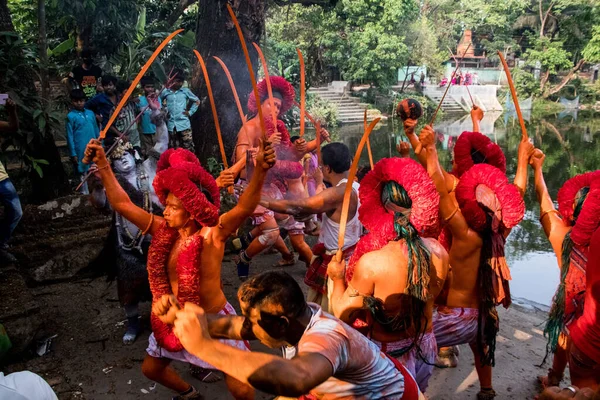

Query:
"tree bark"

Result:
[[166, 0, 196, 27], [38, 0, 49, 102], [191, 0, 265, 165], [0, 0, 14, 31]]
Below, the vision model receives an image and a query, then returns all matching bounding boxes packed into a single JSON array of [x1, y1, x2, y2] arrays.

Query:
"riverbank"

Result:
[[2, 249, 559, 400]]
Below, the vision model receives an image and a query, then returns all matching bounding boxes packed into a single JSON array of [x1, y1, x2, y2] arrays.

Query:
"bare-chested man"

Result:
[[529, 149, 600, 389], [83, 139, 275, 400], [233, 76, 328, 280], [326, 157, 449, 393], [419, 125, 530, 400], [260, 142, 361, 311]]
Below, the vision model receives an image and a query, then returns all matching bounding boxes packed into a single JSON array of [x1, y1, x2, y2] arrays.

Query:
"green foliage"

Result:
[[582, 25, 600, 63], [511, 67, 540, 98], [524, 37, 573, 75], [205, 157, 223, 177], [266, 0, 415, 88]]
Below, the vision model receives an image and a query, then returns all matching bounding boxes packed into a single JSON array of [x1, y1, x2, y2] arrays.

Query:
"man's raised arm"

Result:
[[530, 149, 569, 258], [216, 140, 276, 240], [420, 126, 470, 240], [83, 139, 162, 235]]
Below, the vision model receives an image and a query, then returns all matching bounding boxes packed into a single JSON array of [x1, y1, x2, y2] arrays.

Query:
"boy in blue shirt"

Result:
[[159, 69, 199, 152], [66, 89, 99, 193], [85, 75, 118, 132], [138, 76, 159, 158]]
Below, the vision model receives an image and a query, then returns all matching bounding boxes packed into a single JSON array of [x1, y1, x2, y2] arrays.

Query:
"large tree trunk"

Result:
[[0, 0, 14, 31], [38, 0, 49, 101], [191, 0, 265, 165]]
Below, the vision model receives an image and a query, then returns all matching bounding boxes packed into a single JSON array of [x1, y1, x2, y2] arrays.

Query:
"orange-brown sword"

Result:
[[226, 4, 266, 140], [335, 117, 381, 261], [297, 48, 306, 137], [252, 42, 278, 129], [193, 50, 228, 169], [100, 29, 183, 139], [498, 50, 528, 141], [364, 110, 374, 169]]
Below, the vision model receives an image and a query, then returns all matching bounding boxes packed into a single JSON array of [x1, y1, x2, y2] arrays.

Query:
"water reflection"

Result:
[[328, 110, 600, 306]]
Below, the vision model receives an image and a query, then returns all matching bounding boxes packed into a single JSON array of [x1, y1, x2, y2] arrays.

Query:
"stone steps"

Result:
[[423, 88, 464, 112], [308, 83, 385, 124]]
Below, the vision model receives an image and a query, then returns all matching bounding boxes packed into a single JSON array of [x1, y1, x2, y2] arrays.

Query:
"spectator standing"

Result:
[[159, 69, 199, 152], [0, 98, 23, 264], [66, 89, 99, 194], [69, 48, 103, 99]]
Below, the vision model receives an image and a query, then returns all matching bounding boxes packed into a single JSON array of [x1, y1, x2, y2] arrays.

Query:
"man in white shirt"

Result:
[[0, 371, 57, 400], [154, 271, 423, 399]]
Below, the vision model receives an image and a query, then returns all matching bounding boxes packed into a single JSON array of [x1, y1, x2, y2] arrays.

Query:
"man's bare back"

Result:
[[354, 238, 449, 342]]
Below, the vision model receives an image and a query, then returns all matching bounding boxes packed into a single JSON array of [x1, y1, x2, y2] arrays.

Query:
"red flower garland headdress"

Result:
[[557, 170, 600, 226], [153, 148, 220, 227], [455, 164, 524, 233], [359, 158, 440, 239], [247, 76, 295, 116], [571, 175, 600, 246], [452, 131, 506, 178], [346, 158, 440, 282]]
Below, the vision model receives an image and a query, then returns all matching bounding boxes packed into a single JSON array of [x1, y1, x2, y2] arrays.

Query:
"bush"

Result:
[[512, 67, 540, 98]]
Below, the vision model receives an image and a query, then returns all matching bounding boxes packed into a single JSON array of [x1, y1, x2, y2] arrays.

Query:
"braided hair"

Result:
[[363, 181, 432, 357], [543, 186, 589, 360]]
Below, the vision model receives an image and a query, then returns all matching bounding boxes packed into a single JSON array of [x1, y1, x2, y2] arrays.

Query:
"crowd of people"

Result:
[[0, 49, 599, 400], [439, 70, 479, 87]]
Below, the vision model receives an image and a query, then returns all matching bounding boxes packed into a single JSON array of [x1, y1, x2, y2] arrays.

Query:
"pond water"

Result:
[[320, 109, 600, 308]]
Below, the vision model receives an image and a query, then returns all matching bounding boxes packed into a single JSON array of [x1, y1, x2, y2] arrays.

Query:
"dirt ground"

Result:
[[4, 250, 560, 400]]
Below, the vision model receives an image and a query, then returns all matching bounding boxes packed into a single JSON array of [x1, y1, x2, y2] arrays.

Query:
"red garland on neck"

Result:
[[148, 222, 203, 352]]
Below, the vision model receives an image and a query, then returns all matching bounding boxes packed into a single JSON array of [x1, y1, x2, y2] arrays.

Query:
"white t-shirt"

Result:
[[283, 303, 405, 399], [0, 371, 57, 400], [319, 179, 362, 251]]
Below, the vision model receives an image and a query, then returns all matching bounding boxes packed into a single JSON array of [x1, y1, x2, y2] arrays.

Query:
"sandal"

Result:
[[274, 255, 295, 267]]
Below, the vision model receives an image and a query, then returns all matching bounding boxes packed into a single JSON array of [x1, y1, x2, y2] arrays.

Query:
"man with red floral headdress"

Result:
[[232, 76, 329, 280], [326, 157, 449, 394], [419, 125, 530, 400], [83, 138, 275, 399], [529, 148, 600, 390]]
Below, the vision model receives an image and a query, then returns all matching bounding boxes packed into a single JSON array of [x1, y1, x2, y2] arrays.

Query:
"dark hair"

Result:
[[116, 80, 131, 94], [238, 271, 307, 318], [471, 148, 487, 164], [70, 89, 86, 101], [102, 75, 118, 87], [356, 165, 371, 182], [140, 76, 155, 86], [364, 181, 430, 357], [172, 68, 186, 81], [290, 135, 301, 144], [81, 48, 94, 59], [322, 142, 351, 173]]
